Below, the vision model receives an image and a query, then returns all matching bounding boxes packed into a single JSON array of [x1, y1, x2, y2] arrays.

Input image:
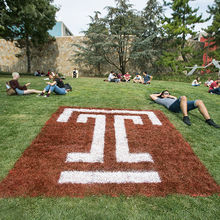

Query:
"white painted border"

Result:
[[57, 108, 162, 125], [58, 171, 161, 184]]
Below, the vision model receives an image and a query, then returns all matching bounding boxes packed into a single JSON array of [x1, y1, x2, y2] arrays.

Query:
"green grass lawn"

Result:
[[0, 76, 219, 219]]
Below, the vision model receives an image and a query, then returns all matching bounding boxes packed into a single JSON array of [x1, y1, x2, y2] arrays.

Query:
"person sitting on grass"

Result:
[[123, 72, 131, 82], [150, 90, 220, 128], [204, 77, 213, 87], [34, 70, 41, 76], [133, 73, 142, 83], [9, 72, 41, 95], [117, 72, 122, 81], [39, 72, 69, 97], [208, 79, 220, 95], [142, 71, 153, 84], [192, 77, 201, 86], [108, 71, 120, 83]]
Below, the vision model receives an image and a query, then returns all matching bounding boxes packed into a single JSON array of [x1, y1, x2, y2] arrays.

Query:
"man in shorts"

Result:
[[150, 90, 220, 128]]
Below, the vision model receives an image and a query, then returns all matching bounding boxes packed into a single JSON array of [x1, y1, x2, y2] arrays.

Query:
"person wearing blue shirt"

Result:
[[142, 71, 152, 84]]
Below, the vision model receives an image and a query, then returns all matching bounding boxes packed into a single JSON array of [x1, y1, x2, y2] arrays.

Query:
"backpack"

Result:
[[64, 83, 72, 91], [6, 82, 16, 95]]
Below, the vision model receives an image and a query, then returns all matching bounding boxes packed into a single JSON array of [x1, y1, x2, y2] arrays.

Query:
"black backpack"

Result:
[[64, 83, 72, 91]]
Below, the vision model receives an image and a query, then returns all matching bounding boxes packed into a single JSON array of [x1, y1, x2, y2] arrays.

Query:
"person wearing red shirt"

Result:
[[209, 79, 220, 95], [124, 72, 131, 82]]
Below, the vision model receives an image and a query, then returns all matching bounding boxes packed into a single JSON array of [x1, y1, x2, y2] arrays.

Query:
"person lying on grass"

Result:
[[39, 72, 70, 97], [150, 90, 220, 128], [9, 72, 41, 95]]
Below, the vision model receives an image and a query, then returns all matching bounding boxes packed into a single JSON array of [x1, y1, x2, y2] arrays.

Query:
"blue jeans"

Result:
[[110, 79, 120, 83], [169, 97, 198, 113], [45, 85, 66, 95], [209, 88, 220, 95]]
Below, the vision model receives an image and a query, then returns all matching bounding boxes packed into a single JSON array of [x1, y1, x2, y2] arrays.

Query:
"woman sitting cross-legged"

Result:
[[9, 72, 41, 95], [191, 77, 201, 86], [150, 90, 220, 128], [39, 72, 69, 97]]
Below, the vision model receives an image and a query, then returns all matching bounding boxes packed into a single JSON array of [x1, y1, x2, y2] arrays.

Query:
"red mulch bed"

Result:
[[0, 106, 219, 197]]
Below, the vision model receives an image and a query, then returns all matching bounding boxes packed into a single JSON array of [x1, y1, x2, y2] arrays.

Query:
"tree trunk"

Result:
[[121, 61, 126, 75], [119, 53, 126, 75], [97, 63, 101, 75], [181, 32, 187, 62], [25, 34, 31, 73]]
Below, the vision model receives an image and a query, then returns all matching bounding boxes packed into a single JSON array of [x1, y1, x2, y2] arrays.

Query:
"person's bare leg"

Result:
[[179, 98, 219, 128], [180, 96, 188, 116], [180, 96, 191, 125], [196, 100, 220, 128], [24, 89, 41, 94], [195, 100, 210, 120]]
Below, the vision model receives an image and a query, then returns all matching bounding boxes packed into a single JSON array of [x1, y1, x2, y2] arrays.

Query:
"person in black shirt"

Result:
[[39, 72, 68, 97], [54, 77, 65, 88]]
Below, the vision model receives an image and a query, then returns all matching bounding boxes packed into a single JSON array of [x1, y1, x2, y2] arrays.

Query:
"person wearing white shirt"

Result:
[[192, 77, 201, 86]]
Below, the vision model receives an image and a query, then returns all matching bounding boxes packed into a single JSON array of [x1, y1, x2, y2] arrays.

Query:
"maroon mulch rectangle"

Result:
[[0, 106, 219, 197]]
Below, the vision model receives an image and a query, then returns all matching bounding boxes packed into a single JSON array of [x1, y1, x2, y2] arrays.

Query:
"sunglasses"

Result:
[[163, 92, 169, 95]]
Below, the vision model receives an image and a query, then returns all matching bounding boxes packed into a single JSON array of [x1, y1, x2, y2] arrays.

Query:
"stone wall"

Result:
[[0, 36, 204, 76], [0, 36, 84, 76]]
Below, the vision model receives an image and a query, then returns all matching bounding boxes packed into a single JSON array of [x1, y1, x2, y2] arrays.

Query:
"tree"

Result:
[[204, 0, 220, 60], [100, 0, 138, 74], [161, 0, 206, 73], [130, 0, 163, 72], [73, 11, 109, 76], [0, 0, 58, 73], [74, 0, 138, 75]]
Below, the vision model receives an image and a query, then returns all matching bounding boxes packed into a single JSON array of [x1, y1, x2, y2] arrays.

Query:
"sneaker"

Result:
[[38, 92, 44, 96], [183, 116, 191, 126], [206, 119, 220, 128], [44, 94, 50, 98]]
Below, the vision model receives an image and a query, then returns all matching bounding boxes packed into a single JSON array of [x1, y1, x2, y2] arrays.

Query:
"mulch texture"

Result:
[[0, 106, 219, 197]]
